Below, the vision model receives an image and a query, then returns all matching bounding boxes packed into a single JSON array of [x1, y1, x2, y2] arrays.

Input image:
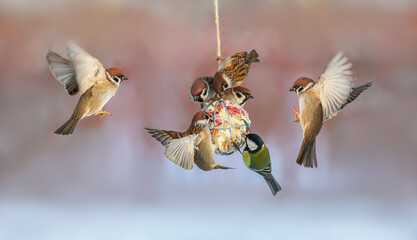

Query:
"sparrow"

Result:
[[221, 86, 254, 106], [212, 50, 259, 95], [46, 42, 127, 135], [238, 133, 281, 196], [145, 111, 232, 171], [190, 76, 215, 104], [290, 52, 372, 168]]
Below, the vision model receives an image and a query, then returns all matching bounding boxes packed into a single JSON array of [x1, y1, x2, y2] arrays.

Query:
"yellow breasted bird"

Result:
[[240, 133, 281, 196]]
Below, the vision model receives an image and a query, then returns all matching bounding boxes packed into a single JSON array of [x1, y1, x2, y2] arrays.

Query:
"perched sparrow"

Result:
[[290, 52, 372, 168], [145, 111, 231, 171], [46, 42, 127, 135], [212, 50, 259, 95], [190, 76, 215, 104], [222, 86, 254, 106], [238, 133, 281, 196], [192, 75, 253, 108]]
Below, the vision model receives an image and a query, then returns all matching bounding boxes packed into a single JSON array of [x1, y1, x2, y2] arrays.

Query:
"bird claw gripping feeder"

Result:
[[203, 99, 251, 155]]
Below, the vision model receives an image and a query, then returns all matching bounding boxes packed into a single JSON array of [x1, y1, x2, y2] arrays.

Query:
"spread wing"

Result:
[[66, 42, 106, 95], [46, 51, 79, 95], [145, 128, 202, 170], [313, 52, 354, 121], [164, 134, 202, 170]]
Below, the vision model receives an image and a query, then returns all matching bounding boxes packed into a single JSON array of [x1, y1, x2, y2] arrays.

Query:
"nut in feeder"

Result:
[[205, 99, 251, 155]]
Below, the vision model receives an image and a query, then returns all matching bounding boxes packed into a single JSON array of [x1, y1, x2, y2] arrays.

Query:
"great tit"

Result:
[[240, 133, 281, 196]]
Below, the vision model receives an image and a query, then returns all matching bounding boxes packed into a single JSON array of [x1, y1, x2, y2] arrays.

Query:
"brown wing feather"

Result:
[[221, 55, 249, 86], [145, 128, 187, 146], [185, 124, 203, 136], [220, 50, 259, 87], [68, 87, 93, 120], [145, 122, 204, 147]]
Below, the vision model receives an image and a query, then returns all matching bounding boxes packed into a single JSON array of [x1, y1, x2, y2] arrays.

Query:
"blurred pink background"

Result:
[[1, 0, 417, 239]]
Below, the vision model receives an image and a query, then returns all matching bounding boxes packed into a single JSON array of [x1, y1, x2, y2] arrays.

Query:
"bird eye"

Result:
[[236, 92, 243, 98], [202, 88, 207, 96]]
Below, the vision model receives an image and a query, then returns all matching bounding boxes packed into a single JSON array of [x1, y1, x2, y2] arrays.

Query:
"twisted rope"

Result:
[[214, 0, 222, 66]]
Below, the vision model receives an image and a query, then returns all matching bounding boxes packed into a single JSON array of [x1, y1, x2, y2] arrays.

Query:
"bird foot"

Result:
[[96, 111, 112, 118], [216, 56, 225, 62], [292, 106, 300, 123]]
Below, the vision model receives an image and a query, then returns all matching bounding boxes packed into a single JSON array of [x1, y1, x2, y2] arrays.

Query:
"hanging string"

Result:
[[214, 0, 222, 66]]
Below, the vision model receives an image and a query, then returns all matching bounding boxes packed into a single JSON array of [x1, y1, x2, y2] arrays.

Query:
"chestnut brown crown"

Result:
[[106, 67, 128, 82], [191, 111, 211, 125], [191, 79, 208, 96], [233, 86, 252, 96], [290, 77, 315, 93], [293, 77, 315, 88]]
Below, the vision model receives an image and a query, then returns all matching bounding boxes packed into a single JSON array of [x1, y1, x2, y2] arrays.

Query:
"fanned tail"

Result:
[[248, 49, 260, 63], [296, 138, 317, 168], [263, 174, 281, 196], [54, 117, 80, 135]]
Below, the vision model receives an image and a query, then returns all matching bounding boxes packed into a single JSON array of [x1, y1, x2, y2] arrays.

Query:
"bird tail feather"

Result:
[[213, 164, 233, 170], [263, 174, 281, 196], [248, 49, 260, 63], [296, 138, 317, 168], [54, 117, 80, 135]]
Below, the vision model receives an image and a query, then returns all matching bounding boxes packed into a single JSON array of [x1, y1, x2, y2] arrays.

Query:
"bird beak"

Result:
[[249, 94, 254, 99], [242, 119, 251, 134], [289, 87, 295, 92], [123, 76, 128, 81]]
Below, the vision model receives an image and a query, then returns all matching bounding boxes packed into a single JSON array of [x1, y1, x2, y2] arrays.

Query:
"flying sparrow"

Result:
[[212, 50, 259, 95], [290, 52, 372, 168], [145, 111, 232, 171], [46, 42, 127, 135], [238, 133, 281, 196]]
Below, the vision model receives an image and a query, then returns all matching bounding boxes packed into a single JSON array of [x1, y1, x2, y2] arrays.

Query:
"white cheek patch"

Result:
[[247, 139, 258, 151], [202, 89, 208, 98], [302, 82, 315, 92]]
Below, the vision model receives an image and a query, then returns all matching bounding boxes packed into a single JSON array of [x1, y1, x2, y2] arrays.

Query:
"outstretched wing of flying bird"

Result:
[[66, 42, 106, 95], [314, 52, 354, 121]]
